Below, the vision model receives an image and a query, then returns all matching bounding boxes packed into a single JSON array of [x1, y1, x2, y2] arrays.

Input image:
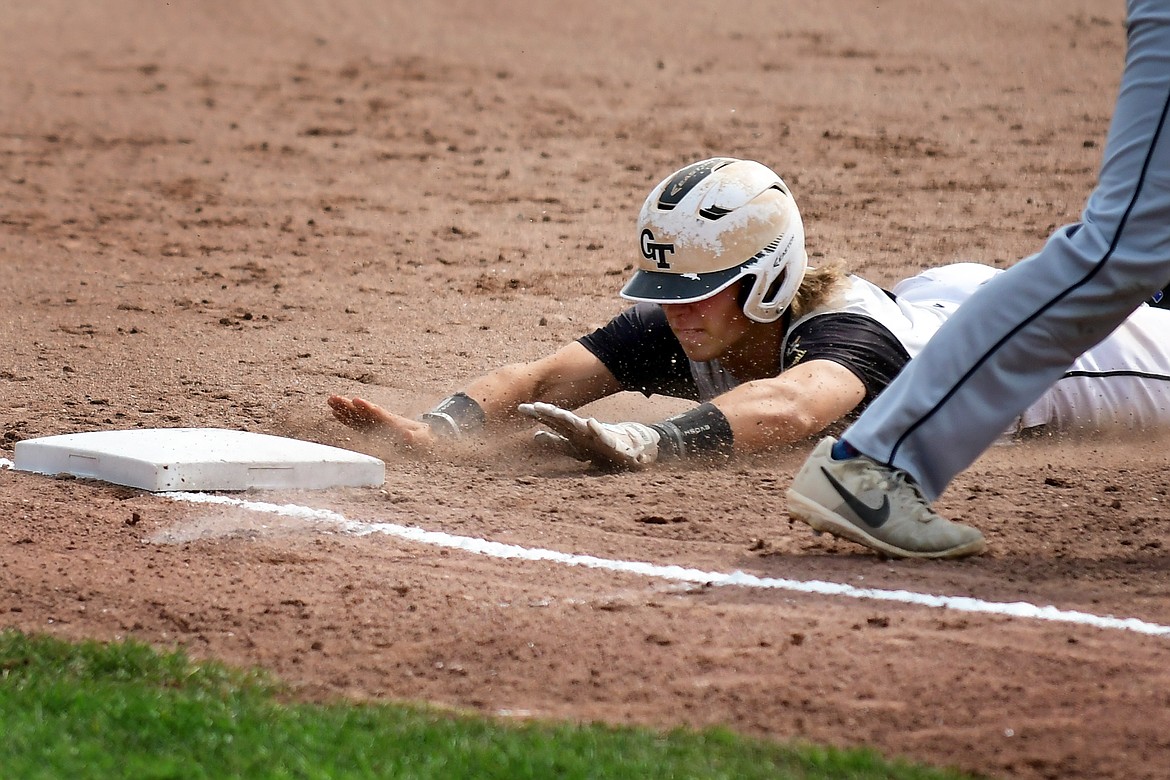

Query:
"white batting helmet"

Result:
[[620, 157, 807, 323]]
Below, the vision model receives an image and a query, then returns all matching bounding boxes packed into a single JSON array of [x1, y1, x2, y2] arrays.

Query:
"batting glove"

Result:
[[518, 402, 661, 470]]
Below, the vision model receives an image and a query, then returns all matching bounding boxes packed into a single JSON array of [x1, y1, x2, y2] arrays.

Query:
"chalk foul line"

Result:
[[168, 492, 1170, 638]]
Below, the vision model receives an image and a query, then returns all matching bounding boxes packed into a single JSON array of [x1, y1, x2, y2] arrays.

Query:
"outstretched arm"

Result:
[[521, 358, 866, 468], [461, 342, 622, 423], [329, 341, 621, 451]]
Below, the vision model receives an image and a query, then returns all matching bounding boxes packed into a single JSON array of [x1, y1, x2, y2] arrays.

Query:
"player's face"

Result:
[[661, 283, 752, 362]]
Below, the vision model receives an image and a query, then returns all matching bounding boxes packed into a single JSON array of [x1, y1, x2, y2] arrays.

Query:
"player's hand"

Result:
[[518, 402, 660, 470], [327, 395, 438, 451]]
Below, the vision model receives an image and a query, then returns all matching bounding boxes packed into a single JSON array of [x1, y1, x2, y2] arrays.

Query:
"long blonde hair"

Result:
[[788, 262, 849, 320]]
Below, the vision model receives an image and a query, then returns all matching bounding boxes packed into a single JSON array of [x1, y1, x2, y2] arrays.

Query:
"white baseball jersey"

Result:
[[893, 262, 1170, 435]]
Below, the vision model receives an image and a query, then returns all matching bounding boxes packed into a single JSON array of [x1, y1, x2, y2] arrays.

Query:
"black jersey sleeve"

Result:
[[783, 313, 911, 409], [576, 303, 700, 400]]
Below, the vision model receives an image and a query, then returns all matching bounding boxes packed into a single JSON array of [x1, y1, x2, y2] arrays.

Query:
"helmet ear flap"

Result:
[[735, 268, 789, 311], [761, 266, 790, 307], [740, 225, 808, 323]]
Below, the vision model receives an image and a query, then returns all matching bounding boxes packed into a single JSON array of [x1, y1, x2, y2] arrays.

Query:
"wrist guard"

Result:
[[420, 392, 486, 439], [650, 403, 734, 461]]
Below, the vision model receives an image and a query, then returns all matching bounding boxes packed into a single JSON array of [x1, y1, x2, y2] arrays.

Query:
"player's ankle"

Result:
[[830, 438, 861, 461]]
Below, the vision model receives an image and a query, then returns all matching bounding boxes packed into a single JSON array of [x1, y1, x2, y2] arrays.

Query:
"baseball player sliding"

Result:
[[330, 157, 1170, 489]]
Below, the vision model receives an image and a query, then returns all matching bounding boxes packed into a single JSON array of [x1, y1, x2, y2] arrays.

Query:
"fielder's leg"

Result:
[[789, 0, 1170, 558], [845, 0, 1170, 499]]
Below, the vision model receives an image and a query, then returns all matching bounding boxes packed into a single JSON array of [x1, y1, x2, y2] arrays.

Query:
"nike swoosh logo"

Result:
[[820, 467, 890, 528]]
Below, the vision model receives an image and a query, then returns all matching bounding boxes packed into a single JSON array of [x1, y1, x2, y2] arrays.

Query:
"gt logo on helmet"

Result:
[[640, 228, 675, 269]]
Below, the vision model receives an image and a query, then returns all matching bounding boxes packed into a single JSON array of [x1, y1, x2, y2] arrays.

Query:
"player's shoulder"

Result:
[[797, 274, 894, 321]]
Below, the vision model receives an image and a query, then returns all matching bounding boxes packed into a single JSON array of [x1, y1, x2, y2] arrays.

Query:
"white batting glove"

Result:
[[518, 402, 661, 470]]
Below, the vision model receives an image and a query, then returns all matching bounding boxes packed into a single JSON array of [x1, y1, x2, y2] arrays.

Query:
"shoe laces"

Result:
[[854, 458, 939, 525]]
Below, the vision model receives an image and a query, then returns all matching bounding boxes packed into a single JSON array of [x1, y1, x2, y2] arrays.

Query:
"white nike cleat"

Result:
[[787, 437, 986, 559]]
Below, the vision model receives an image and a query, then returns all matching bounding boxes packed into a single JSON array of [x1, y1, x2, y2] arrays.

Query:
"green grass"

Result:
[[0, 630, 976, 779]]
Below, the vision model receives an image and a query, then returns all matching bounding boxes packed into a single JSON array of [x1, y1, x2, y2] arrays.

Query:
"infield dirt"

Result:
[[3, 2, 1169, 778]]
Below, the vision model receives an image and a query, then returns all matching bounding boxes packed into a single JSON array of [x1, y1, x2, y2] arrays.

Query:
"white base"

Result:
[[13, 428, 385, 492]]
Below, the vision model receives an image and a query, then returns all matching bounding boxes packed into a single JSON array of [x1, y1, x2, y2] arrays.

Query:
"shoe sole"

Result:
[[786, 489, 986, 560]]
